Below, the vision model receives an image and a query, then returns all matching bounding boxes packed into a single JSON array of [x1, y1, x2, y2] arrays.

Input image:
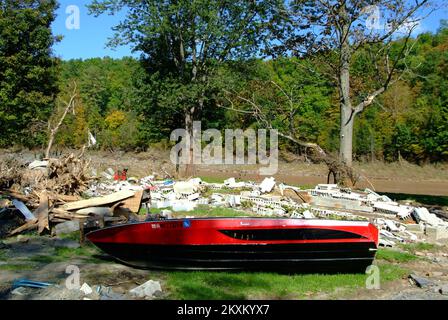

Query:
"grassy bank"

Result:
[[164, 261, 408, 300]]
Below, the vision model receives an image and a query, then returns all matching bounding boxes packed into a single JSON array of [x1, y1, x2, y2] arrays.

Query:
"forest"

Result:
[[0, 1, 447, 165]]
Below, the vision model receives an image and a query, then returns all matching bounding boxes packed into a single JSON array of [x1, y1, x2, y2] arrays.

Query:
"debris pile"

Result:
[[1, 153, 447, 248], [0, 153, 146, 238], [8, 276, 163, 300]]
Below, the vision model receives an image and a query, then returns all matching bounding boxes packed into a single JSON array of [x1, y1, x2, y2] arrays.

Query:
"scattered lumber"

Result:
[[10, 219, 38, 236], [120, 190, 144, 213], [0, 149, 145, 239], [63, 190, 135, 211]]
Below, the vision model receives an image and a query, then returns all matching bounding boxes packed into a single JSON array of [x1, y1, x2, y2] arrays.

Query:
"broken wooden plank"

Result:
[[48, 193, 81, 203], [50, 218, 71, 223], [9, 219, 38, 236], [50, 211, 92, 220], [2, 190, 30, 203], [36, 191, 49, 234], [120, 190, 143, 213], [62, 190, 135, 211]]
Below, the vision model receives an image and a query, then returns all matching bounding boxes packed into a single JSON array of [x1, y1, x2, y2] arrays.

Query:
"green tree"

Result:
[[271, 0, 432, 167], [0, 0, 59, 147], [88, 0, 286, 174]]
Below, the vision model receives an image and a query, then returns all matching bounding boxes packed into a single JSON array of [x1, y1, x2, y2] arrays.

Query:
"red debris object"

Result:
[[113, 169, 128, 181]]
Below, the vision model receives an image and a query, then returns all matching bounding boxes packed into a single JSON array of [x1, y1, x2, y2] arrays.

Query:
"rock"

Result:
[[93, 285, 126, 300], [415, 251, 425, 256], [129, 280, 162, 299], [439, 285, 448, 295], [54, 220, 80, 236], [409, 274, 435, 288]]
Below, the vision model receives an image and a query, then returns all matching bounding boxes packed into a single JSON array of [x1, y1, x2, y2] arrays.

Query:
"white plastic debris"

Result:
[[373, 202, 413, 217], [171, 200, 197, 212], [380, 229, 404, 242], [224, 177, 236, 186], [379, 238, 395, 247], [87, 131, 97, 147], [223, 177, 246, 188], [80, 283, 93, 295], [384, 219, 399, 232], [76, 207, 113, 217], [259, 177, 276, 193], [101, 172, 113, 180], [226, 195, 241, 207], [173, 181, 196, 196], [302, 210, 315, 219], [316, 184, 338, 191], [187, 193, 200, 201], [414, 207, 447, 227], [12, 199, 35, 221], [28, 160, 48, 170], [129, 280, 162, 299]]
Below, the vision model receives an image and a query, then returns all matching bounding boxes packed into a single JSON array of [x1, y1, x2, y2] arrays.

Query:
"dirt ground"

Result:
[[336, 251, 448, 300], [0, 236, 162, 300], [2, 149, 448, 196]]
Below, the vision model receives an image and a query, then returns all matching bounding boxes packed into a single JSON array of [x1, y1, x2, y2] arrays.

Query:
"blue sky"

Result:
[[52, 0, 448, 61]]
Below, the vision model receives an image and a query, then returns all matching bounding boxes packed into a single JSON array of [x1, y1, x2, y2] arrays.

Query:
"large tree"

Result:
[[88, 0, 285, 175], [270, 0, 435, 166], [0, 0, 59, 147]]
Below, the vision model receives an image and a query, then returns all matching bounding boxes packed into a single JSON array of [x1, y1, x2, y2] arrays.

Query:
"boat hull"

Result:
[[86, 218, 378, 272]]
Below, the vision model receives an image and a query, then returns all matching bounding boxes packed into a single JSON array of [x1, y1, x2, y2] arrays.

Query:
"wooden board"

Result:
[[9, 219, 38, 236], [36, 191, 49, 234], [49, 193, 81, 202], [120, 190, 143, 213], [62, 190, 135, 211]]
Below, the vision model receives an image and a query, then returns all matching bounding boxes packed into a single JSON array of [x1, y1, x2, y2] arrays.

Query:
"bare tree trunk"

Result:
[[45, 85, 77, 159], [184, 106, 195, 177], [338, 5, 353, 167], [339, 104, 354, 167]]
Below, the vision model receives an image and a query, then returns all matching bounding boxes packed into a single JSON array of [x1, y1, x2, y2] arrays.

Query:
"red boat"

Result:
[[86, 218, 379, 272]]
